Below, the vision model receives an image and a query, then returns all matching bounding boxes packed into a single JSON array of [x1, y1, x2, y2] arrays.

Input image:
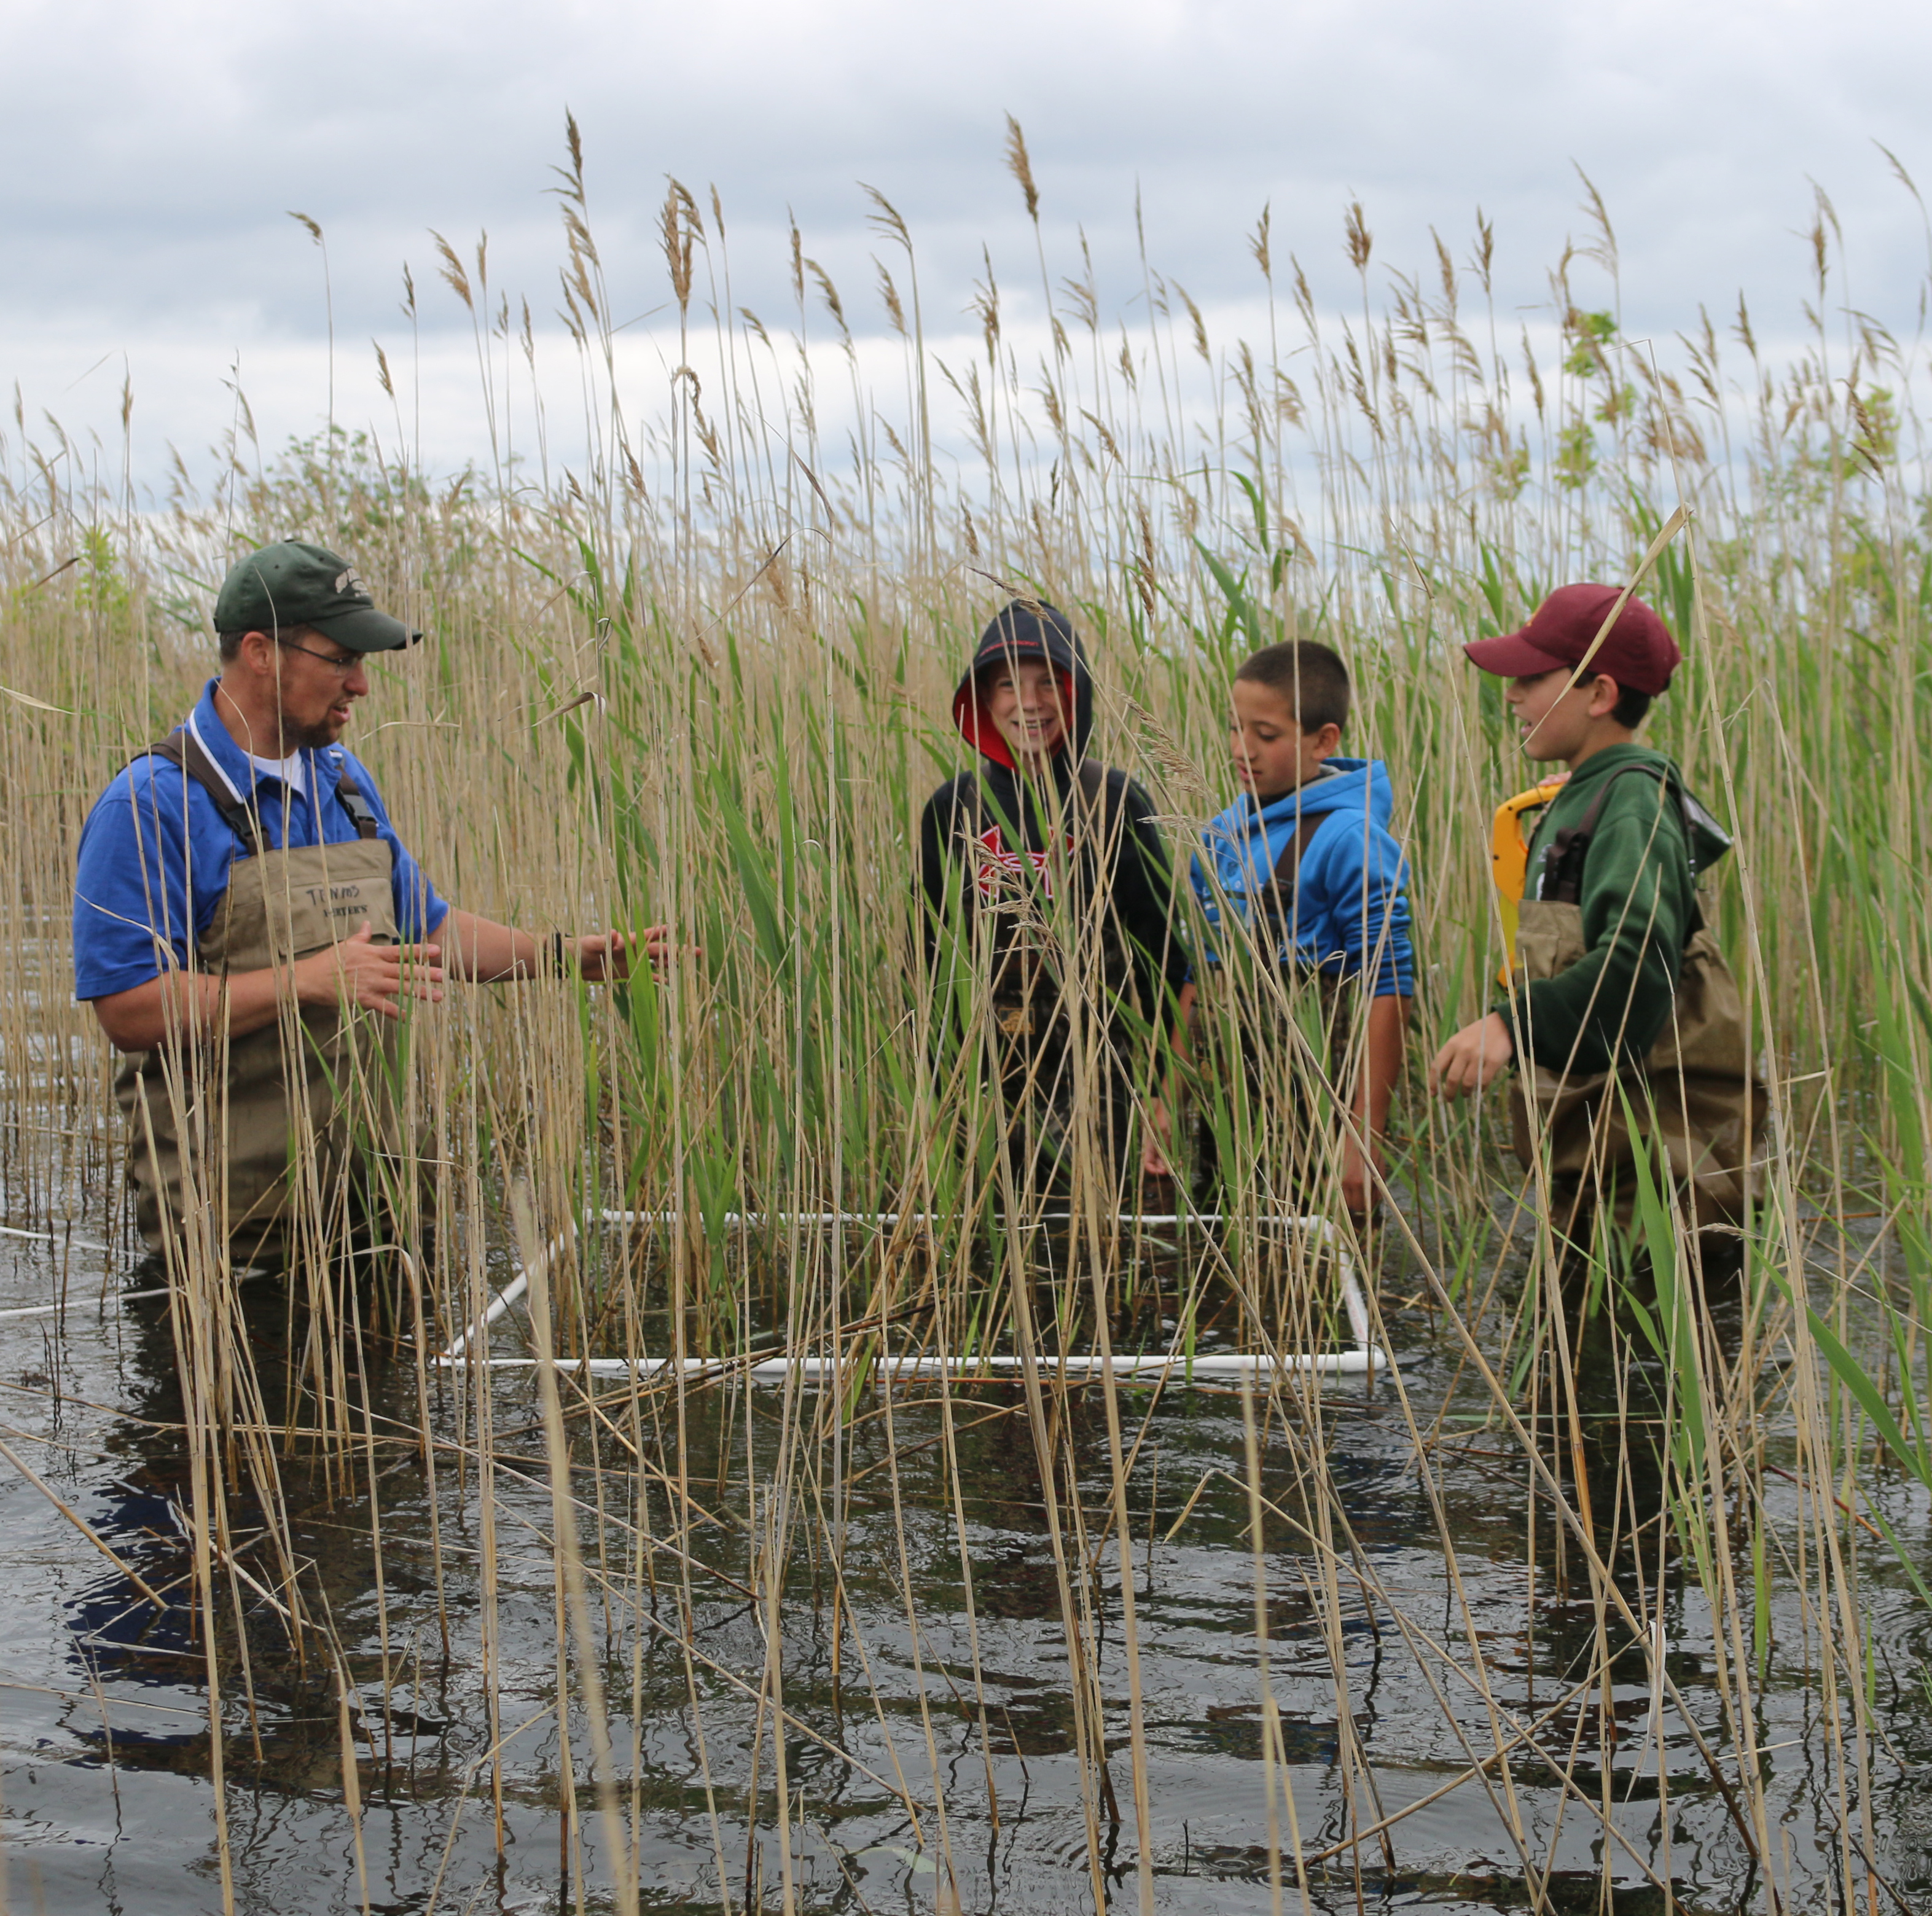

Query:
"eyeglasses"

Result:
[[277, 636, 363, 678]]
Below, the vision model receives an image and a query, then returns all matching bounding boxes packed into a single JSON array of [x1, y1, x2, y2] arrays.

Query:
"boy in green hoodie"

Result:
[[1431, 584, 1762, 1254]]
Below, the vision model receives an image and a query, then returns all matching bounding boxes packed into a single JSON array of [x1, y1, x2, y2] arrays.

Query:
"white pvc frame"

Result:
[[438, 1209, 1388, 1382]]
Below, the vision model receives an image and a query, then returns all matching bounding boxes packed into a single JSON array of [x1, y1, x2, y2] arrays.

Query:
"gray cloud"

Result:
[[6, 0, 1930, 486]]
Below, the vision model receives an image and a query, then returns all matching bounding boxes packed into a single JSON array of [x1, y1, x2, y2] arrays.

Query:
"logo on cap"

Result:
[[334, 568, 370, 600]]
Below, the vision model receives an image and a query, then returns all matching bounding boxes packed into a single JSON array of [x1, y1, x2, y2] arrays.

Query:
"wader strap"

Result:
[[1253, 811, 1328, 937], [1543, 764, 1666, 904], [135, 733, 382, 847], [1540, 762, 1707, 937], [135, 733, 263, 858], [335, 773, 381, 840]]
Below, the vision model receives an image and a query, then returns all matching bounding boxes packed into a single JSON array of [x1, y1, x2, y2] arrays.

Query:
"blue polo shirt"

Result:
[[72, 681, 448, 1002]]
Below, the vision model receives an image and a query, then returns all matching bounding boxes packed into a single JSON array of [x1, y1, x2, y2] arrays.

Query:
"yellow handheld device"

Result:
[[1492, 775, 1569, 974]]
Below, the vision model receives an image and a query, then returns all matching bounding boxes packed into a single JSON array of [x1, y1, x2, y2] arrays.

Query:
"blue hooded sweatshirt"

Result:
[[1191, 758, 1413, 998]]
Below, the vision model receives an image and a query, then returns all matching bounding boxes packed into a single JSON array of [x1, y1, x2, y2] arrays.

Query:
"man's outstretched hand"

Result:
[[1429, 1011, 1515, 1100], [576, 925, 681, 983]]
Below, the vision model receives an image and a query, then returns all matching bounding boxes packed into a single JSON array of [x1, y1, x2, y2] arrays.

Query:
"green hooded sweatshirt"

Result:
[[1495, 742, 1725, 1076]]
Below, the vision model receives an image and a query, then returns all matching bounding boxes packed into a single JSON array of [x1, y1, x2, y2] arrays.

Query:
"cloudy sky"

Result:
[[6, 0, 1929, 495]]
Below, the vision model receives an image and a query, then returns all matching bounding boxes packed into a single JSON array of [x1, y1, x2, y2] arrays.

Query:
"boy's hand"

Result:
[[1140, 1097, 1176, 1181], [1339, 1132, 1382, 1223], [1429, 1013, 1515, 1100]]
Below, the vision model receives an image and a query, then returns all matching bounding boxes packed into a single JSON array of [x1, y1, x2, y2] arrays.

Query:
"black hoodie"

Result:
[[917, 600, 1187, 1017]]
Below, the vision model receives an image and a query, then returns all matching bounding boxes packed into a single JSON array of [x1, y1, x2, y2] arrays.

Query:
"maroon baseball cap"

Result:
[[1463, 583, 1681, 696]]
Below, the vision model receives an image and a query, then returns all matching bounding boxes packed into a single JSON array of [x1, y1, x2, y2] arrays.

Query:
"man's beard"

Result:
[[278, 706, 344, 753]]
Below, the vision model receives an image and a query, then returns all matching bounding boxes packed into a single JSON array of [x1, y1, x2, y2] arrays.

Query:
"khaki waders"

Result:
[[1507, 767, 1767, 1242], [115, 733, 405, 1261], [1193, 807, 1355, 1214]]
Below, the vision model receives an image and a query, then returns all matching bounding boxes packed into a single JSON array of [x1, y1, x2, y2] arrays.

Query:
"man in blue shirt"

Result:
[[74, 539, 654, 1264]]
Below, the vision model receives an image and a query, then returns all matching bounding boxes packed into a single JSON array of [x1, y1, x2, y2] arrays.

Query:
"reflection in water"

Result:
[[1, 1215, 1929, 1915]]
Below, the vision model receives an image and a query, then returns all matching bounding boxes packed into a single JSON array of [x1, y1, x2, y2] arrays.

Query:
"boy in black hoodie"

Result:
[[918, 600, 1186, 1197]]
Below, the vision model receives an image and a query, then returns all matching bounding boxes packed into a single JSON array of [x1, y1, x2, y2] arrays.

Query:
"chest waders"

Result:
[[114, 733, 404, 1260], [1195, 808, 1353, 1214], [953, 759, 1143, 1191], [1506, 765, 1767, 1234]]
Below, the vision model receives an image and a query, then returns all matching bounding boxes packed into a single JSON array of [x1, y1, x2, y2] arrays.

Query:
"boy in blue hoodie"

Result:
[[1153, 641, 1412, 1221]]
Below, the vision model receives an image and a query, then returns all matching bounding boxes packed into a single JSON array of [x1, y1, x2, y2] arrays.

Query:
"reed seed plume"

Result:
[[1003, 112, 1040, 224]]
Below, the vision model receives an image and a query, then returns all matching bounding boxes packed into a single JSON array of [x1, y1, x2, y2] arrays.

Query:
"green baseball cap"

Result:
[[214, 540, 421, 652]]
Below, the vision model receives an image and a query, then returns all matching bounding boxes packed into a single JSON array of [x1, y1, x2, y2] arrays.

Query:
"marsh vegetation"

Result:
[[4, 131, 1932, 1914]]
